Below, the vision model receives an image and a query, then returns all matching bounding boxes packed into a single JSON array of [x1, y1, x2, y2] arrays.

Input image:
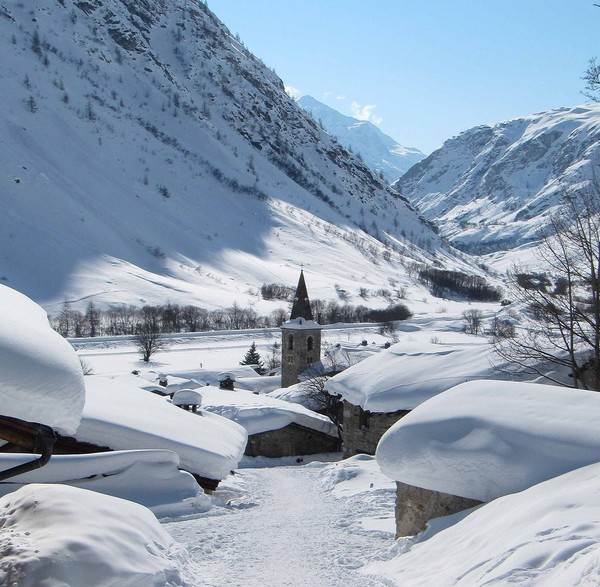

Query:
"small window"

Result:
[[287, 355, 294, 364], [288, 334, 294, 350], [307, 356, 313, 365], [359, 407, 370, 430], [307, 336, 314, 351]]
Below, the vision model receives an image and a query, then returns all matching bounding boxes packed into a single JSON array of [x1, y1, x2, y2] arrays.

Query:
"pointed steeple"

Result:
[[290, 270, 314, 321]]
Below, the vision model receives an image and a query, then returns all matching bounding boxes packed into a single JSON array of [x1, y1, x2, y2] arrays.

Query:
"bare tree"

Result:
[[583, 6, 600, 101], [494, 191, 600, 389], [463, 309, 484, 335], [85, 300, 101, 337], [300, 372, 343, 450], [583, 57, 600, 101], [264, 341, 281, 371], [134, 306, 166, 362]]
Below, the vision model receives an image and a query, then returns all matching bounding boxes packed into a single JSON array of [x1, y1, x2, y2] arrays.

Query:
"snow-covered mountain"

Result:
[[396, 104, 600, 253], [1, 0, 462, 314], [298, 95, 425, 183]]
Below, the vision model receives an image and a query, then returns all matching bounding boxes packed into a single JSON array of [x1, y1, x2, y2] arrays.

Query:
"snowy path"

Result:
[[165, 463, 394, 586]]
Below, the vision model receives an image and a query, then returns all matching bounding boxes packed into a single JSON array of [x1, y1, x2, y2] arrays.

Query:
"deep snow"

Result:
[[0, 484, 189, 587], [0, 284, 84, 435]]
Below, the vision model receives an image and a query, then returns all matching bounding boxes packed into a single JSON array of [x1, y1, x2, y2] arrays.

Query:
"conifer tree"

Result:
[[240, 341, 264, 374]]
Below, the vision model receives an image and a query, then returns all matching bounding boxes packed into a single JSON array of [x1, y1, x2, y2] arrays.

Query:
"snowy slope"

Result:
[[365, 461, 600, 586], [298, 95, 425, 183], [0, 0, 454, 315], [397, 104, 600, 253]]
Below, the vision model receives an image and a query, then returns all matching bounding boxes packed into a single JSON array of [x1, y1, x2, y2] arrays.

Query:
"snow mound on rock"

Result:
[[0, 484, 189, 587]]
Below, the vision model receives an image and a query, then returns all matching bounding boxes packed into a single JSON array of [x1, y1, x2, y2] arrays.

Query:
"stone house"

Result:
[[326, 336, 503, 459], [245, 422, 339, 458], [341, 402, 409, 458], [197, 385, 338, 458]]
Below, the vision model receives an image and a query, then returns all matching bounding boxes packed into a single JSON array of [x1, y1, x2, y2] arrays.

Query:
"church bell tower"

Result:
[[281, 270, 322, 388]]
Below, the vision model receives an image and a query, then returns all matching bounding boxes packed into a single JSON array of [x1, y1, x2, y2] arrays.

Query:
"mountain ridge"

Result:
[[396, 104, 600, 254], [298, 95, 425, 183], [1, 0, 465, 314]]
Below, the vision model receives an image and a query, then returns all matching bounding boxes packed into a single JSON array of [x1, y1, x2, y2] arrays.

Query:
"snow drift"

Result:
[[0, 484, 189, 587], [365, 462, 600, 586]]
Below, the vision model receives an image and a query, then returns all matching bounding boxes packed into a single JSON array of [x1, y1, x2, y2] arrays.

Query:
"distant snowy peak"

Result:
[[396, 104, 600, 253], [298, 96, 425, 183]]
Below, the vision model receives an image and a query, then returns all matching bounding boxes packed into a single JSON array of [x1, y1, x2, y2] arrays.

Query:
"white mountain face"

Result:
[[396, 104, 600, 254], [298, 95, 425, 184], [0, 0, 466, 314]]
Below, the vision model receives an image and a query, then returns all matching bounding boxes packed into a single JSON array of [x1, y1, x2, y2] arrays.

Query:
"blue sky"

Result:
[[208, 1, 599, 154]]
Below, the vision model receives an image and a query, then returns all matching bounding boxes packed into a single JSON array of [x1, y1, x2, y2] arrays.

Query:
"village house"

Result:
[[197, 385, 339, 458], [326, 335, 503, 458], [376, 380, 600, 537]]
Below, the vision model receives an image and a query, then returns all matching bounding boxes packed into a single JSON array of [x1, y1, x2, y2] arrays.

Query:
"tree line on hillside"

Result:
[[414, 266, 502, 302], [52, 299, 413, 339]]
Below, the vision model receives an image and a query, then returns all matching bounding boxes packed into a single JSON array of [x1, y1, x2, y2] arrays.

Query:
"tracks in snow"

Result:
[[165, 464, 392, 587]]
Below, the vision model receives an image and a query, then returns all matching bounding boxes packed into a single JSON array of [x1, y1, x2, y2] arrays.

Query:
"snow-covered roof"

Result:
[[199, 386, 337, 437], [166, 367, 281, 393], [0, 285, 85, 435], [319, 342, 381, 375], [326, 337, 496, 412], [376, 380, 600, 502], [136, 372, 201, 392], [172, 389, 202, 406], [76, 376, 247, 481], [0, 449, 204, 516], [282, 318, 322, 330], [268, 382, 324, 412]]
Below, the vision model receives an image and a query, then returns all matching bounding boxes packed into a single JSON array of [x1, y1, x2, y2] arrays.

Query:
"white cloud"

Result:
[[336, 95, 346, 101], [285, 86, 301, 100], [350, 102, 383, 125]]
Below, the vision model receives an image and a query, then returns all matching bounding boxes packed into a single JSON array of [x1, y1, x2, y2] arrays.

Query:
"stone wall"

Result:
[[342, 401, 409, 458], [245, 423, 339, 458], [395, 480, 482, 538]]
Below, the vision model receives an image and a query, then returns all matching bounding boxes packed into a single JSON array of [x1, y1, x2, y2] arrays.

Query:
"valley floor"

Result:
[[165, 458, 395, 587]]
